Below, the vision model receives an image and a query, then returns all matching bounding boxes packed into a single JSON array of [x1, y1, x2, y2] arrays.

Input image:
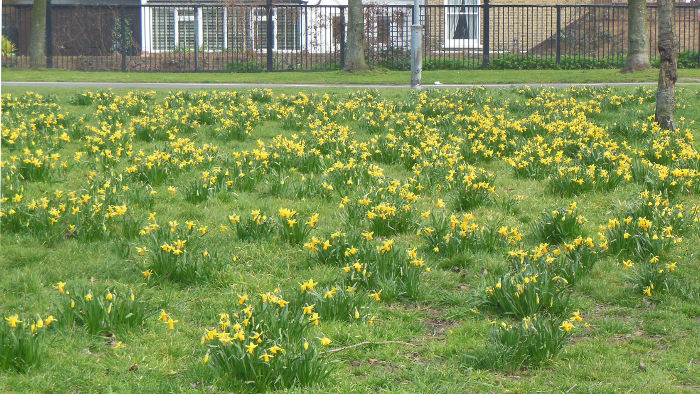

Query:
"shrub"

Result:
[[1, 35, 16, 57], [488, 54, 625, 70], [651, 50, 699, 69]]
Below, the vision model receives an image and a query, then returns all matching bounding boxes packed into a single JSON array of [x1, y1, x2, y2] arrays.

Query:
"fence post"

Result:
[[194, 7, 199, 72], [120, 5, 127, 72], [556, 5, 561, 65], [340, 7, 346, 69], [482, 0, 490, 69], [46, 0, 53, 68], [266, 0, 274, 72]]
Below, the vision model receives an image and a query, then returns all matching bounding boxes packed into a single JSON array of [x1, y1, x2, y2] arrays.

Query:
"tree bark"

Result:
[[655, 0, 677, 131], [344, 0, 369, 72], [29, 0, 48, 69], [623, 0, 650, 73]]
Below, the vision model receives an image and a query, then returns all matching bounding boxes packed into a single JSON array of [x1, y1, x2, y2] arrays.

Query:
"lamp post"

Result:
[[410, 0, 423, 89]]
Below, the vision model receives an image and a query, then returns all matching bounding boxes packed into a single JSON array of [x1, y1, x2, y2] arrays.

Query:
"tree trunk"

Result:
[[623, 0, 650, 73], [344, 0, 368, 72], [29, 0, 48, 69], [655, 0, 677, 130]]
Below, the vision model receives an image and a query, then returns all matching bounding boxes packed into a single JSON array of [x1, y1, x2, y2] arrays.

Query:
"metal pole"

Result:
[[410, 0, 422, 89], [340, 7, 346, 69], [266, 0, 274, 72], [556, 5, 561, 65], [194, 7, 199, 72], [46, 0, 53, 68], [482, 0, 490, 69], [120, 5, 127, 72]]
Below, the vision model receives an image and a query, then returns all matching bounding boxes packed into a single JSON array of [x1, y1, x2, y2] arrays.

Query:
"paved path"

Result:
[[4, 81, 700, 89]]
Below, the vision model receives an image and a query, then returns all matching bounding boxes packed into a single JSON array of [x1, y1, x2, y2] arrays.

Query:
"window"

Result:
[[151, 8, 175, 51], [201, 8, 225, 51], [367, 9, 409, 51], [175, 8, 196, 49], [276, 8, 302, 51], [252, 8, 269, 50], [146, 5, 303, 53], [251, 8, 303, 52], [444, 0, 480, 48], [226, 7, 247, 52]]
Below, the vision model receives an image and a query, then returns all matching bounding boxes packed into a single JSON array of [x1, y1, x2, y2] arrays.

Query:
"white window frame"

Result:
[[142, 5, 305, 54], [444, 0, 481, 49], [222, 8, 228, 50]]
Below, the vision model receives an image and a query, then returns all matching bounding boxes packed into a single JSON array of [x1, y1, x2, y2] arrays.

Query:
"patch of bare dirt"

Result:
[[423, 308, 460, 339]]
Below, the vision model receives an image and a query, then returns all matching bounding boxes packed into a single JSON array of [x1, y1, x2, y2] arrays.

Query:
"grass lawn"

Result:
[[1, 85, 699, 392], [3, 68, 700, 85]]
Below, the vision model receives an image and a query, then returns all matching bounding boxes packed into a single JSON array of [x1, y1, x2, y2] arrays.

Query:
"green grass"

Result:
[[3, 68, 700, 85], [1, 85, 699, 392]]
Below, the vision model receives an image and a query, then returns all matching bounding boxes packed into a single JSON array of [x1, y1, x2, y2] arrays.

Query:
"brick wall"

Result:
[[422, 0, 699, 57]]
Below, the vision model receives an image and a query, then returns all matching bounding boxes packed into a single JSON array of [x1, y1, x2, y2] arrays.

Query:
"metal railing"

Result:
[[1, 2, 698, 72]]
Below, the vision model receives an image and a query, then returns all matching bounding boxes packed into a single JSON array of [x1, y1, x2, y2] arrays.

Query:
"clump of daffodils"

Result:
[[201, 288, 331, 390], [1, 313, 56, 372], [622, 255, 678, 298], [278, 208, 317, 245], [531, 202, 587, 245], [54, 282, 150, 335], [138, 219, 220, 282], [475, 311, 584, 371]]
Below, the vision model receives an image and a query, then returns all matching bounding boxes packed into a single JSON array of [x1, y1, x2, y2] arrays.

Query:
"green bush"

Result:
[[651, 50, 699, 68], [2, 35, 16, 57], [225, 61, 264, 72], [419, 51, 699, 71]]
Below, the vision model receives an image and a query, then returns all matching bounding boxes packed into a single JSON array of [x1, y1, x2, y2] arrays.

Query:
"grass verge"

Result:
[[3, 68, 700, 85]]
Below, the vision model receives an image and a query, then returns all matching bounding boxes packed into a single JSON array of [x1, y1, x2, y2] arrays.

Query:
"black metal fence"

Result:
[[2, 2, 698, 72]]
